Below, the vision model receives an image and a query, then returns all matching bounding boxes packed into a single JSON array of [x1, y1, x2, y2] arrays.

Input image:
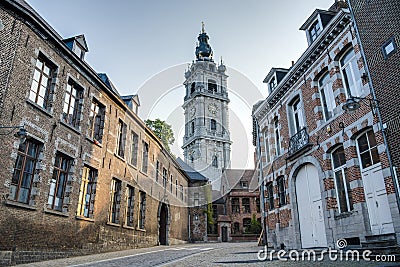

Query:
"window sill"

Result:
[[59, 120, 81, 135], [114, 153, 126, 162], [334, 210, 356, 220], [139, 170, 148, 177], [75, 215, 95, 222], [127, 162, 138, 170], [5, 199, 37, 210], [26, 99, 53, 118], [85, 136, 103, 148], [136, 227, 146, 232], [44, 208, 69, 217], [123, 225, 135, 230], [106, 222, 121, 227]]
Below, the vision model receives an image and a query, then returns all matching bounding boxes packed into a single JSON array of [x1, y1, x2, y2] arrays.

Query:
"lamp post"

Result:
[[0, 125, 28, 143], [253, 116, 267, 246]]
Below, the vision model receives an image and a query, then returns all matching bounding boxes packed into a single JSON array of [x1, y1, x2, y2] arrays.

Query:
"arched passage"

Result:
[[158, 202, 169, 245]]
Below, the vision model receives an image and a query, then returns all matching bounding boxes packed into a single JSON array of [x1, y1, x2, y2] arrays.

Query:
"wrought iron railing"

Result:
[[288, 127, 310, 156]]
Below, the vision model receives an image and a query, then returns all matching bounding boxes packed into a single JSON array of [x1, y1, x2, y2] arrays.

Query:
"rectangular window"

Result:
[[319, 73, 335, 121], [274, 118, 281, 156], [138, 191, 146, 229], [309, 21, 322, 42], [243, 218, 251, 233], [210, 119, 217, 131], [130, 131, 139, 166], [242, 198, 250, 213], [48, 153, 73, 211], [162, 168, 167, 188], [191, 121, 195, 135], [180, 184, 184, 200], [289, 97, 305, 134], [126, 186, 135, 227], [77, 166, 97, 218], [175, 180, 178, 197], [155, 161, 160, 183], [231, 198, 240, 213], [382, 37, 397, 59], [266, 182, 274, 210], [10, 140, 41, 204], [332, 146, 353, 213], [170, 175, 173, 192], [116, 120, 127, 158], [194, 192, 199, 206], [89, 99, 105, 143], [62, 79, 83, 128], [29, 54, 55, 110], [109, 179, 122, 224], [142, 141, 149, 173], [263, 130, 271, 163], [277, 177, 286, 207], [256, 198, 261, 213], [241, 181, 248, 189]]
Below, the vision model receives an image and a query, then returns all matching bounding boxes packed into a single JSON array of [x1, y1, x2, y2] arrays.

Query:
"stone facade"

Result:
[[182, 27, 231, 191], [253, 2, 400, 250], [0, 1, 188, 265]]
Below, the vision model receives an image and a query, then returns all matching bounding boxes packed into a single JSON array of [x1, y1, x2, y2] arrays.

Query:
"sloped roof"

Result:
[[176, 158, 208, 182], [97, 73, 120, 96]]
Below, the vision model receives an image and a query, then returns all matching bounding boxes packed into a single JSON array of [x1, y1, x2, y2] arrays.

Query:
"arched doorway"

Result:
[[295, 164, 327, 248], [159, 203, 168, 245]]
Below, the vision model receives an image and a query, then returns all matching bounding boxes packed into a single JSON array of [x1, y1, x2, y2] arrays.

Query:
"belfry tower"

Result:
[[182, 23, 231, 190]]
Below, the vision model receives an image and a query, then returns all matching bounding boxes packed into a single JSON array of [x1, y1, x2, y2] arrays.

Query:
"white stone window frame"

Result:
[[318, 72, 335, 121], [381, 36, 397, 59]]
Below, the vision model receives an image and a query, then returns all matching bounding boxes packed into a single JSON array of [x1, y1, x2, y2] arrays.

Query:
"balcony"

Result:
[[287, 127, 313, 160]]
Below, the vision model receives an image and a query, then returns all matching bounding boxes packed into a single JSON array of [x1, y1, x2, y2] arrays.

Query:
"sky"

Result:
[[26, 0, 334, 169]]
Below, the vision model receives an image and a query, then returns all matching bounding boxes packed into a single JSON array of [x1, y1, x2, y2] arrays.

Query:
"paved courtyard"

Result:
[[16, 242, 400, 267]]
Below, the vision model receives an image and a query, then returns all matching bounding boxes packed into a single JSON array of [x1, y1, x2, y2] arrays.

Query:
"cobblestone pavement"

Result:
[[16, 242, 400, 267]]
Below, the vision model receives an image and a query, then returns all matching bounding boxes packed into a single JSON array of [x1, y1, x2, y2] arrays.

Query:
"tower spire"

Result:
[[195, 22, 213, 61]]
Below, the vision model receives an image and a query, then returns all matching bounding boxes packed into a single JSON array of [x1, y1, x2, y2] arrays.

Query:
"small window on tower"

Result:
[[191, 82, 196, 94], [208, 80, 217, 93], [210, 119, 217, 131]]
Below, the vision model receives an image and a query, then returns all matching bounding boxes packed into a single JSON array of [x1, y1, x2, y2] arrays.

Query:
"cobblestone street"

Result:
[[16, 242, 400, 267]]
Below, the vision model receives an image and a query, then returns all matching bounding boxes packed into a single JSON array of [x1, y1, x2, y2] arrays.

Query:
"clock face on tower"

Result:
[[208, 103, 218, 115]]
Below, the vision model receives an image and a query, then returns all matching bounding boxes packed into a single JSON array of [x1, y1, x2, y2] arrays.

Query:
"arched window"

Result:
[[356, 129, 380, 169], [212, 156, 218, 168], [340, 48, 362, 97], [288, 96, 305, 135], [331, 146, 353, 213], [319, 73, 335, 121], [208, 79, 217, 93], [210, 119, 217, 131]]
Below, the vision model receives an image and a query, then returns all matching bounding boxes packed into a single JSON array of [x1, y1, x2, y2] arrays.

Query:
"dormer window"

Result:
[[73, 43, 84, 60], [309, 20, 322, 42], [63, 34, 88, 61]]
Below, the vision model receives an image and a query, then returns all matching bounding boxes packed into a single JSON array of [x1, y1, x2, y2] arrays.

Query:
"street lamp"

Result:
[[0, 125, 28, 143], [342, 95, 379, 114]]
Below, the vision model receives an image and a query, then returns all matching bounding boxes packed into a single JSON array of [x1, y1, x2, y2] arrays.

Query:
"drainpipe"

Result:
[[254, 116, 267, 246], [346, 0, 400, 214], [188, 213, 191, 243]]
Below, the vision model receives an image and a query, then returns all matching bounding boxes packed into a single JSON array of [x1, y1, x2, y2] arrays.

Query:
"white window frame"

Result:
[[340, 48, 362, 98], [331, 146, 352, 213], [319, 73, 335, 121]]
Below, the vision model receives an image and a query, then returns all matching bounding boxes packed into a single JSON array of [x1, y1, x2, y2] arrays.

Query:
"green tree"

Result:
[[144, 119, 175, 151], [245, 214, 262, 234]]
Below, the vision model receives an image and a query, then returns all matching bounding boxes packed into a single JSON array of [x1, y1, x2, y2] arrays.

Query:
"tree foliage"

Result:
[[144, 119, 175, 151]]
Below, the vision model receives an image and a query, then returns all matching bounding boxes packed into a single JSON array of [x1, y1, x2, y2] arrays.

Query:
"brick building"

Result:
[[252, 1, 400, 250], [346, 0, 400, 214], [208, 169, 261, 242], [0, 0, 189, 264]]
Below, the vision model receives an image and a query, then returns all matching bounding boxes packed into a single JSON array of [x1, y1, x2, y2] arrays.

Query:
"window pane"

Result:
[[357, 134, 369, 153], [335, 170, 348, 213], [367, 130, 377, 147], [371, 147, 380, 165], [332, 146, 346, 168], [360, 151, 372, 168]]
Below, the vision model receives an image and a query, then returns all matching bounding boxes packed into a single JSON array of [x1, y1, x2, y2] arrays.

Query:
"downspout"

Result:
[[254, 116, 267, 245], [346, 0, 400, 214]]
